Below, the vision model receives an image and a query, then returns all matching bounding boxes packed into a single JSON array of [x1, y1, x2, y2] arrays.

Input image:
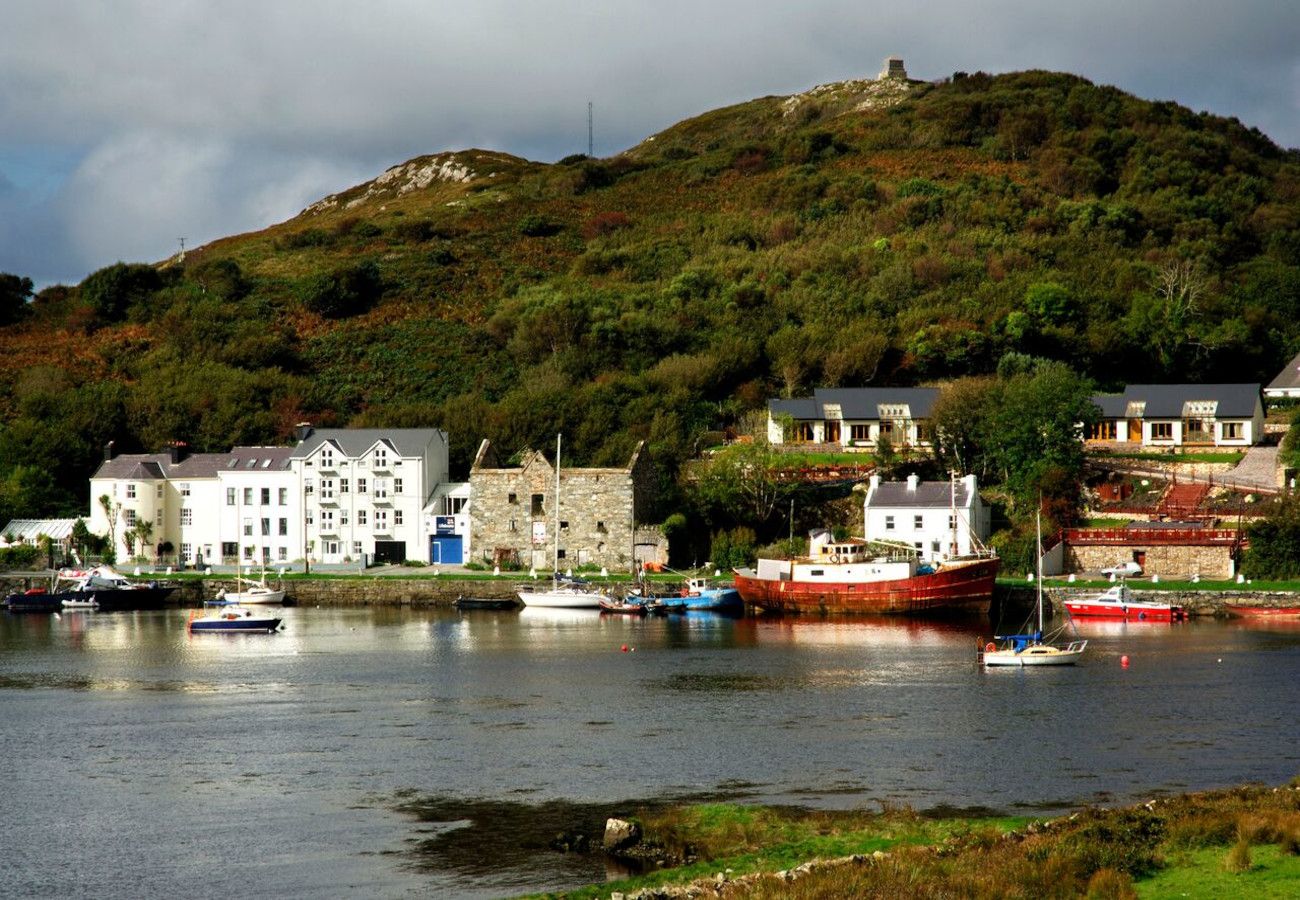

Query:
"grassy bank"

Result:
[[533, 783, 1300, 898]]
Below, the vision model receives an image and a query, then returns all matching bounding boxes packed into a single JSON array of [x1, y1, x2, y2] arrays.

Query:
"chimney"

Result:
[[167, 441, 188, 464], [906, 473, 919, 492], [103, 440, 115, 462], [295, 421, 314, 442]]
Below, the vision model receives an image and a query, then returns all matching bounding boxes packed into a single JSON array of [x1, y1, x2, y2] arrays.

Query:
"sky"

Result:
[[1, 1, 1297, 287]]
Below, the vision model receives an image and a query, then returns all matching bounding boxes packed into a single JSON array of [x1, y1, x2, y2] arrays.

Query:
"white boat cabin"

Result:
[[755, 531, 918, 584]]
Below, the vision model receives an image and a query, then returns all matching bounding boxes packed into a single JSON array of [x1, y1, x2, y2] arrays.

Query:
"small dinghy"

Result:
[[454, 596, 519, 610], [599, 597, 648, 616]]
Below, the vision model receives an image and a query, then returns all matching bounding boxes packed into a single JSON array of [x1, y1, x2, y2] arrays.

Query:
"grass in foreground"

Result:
[[535, 784, 1300, 899]]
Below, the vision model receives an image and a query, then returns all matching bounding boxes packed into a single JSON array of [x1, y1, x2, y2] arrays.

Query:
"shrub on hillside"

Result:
[[517, 215, 560, 237], [79, 262, 163, 322], [297, 261, 383, 319], [581, 212, 632, 240]]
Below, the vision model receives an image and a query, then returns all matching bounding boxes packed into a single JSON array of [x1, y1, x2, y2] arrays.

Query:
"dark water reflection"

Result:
[[2, 607, 1299, 897]]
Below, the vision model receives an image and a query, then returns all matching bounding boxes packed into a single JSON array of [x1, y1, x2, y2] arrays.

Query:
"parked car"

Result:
[[1100, 561, 1143, 577]]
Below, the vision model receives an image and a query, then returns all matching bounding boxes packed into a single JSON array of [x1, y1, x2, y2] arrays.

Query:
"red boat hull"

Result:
[[1064, 601, 1185, 622], [1225, 606, 1300, 618], [734, 557, 998, 616]]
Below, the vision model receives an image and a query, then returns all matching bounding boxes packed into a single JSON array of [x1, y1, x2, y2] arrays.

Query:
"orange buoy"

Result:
[[984, 642, 996, 653], [621, 644, 629, 653]]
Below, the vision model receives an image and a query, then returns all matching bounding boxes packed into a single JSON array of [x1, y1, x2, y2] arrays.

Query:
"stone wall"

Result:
[[469, 440, 651, 572], [1067, 543, 1236, 578]]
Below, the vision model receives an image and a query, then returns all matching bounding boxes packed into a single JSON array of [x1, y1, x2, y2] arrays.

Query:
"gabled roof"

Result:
[[1091, 394, 1130, 418], [1117, 384, 1261, 419], [867, 481, 974, 509], [1266, 350, 1300, 392], [769, 387, 940, 420], [291, 428, 444, 460], [92, 447, 292, 480]]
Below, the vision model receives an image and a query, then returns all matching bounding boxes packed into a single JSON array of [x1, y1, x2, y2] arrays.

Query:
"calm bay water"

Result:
[[2, 606, 1299, 897]]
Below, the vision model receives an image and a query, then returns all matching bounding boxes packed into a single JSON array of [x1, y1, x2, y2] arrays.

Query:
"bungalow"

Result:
[[1265, 350, 1300, 399], [863, 473, 990, 562], [1085, 384, 1263, 448], [767, 387, 939, 449]]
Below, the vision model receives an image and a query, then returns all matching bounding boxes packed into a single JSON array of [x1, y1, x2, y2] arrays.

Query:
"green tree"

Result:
[[79, 262, 162, 322], [0, 272, 34, 325], [690, 442, 802, 528], [1244, 495, 1300, 579]]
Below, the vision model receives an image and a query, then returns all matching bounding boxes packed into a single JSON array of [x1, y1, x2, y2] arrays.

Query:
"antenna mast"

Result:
[[587, 101, 593, 157]]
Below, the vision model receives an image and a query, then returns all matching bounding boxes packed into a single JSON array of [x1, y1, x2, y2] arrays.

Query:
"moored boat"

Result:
[[734, 533, 997, 616], [4, 566, 174, 613], [189, 604, 282, 633], [598, 596, 648, 616], [516, 581, 606, 608], [454, 595, 519, 610], [1063, 585, 1186, 622], [1225, 605, 1300, 617], [3, 588, 64, 613]]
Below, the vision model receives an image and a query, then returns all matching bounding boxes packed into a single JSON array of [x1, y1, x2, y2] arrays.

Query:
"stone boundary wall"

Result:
[[1047, 586, 1300, 617], [1067, 544, 1236, 579]]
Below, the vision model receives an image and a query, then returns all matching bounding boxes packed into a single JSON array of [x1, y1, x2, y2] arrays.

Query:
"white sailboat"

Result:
[[983, 509, 1086, 667], [216, 492, 286, 605], [515, 434, 605, 609]]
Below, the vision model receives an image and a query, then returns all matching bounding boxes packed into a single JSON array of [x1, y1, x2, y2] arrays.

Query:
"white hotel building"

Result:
[[87, 427, 460, 567]]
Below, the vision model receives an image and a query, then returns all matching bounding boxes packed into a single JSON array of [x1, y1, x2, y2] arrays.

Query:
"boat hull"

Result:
[[1225, 605, 1300, 618], [190, 617, 282, 633], [734, 557, 998, 616], [3, 592, 64, 613], [1064, 601, 1185, 622], [983, 648, 1084, 666], [516, 589, 603, 608], [223, 590, 286, 605], [455, 597, 519, 610], [86, 585, 176, 611]]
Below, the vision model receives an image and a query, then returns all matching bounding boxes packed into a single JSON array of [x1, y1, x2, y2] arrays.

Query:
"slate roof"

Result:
[[1091, 394, 1130, 418], [290, 428, 443, 460], [1266, 350, 1300, 392], [1110, 384, 1262, 419], [769, 387, 940, 420], [92, 447, 292, 480], [868, 481, 973, 509]]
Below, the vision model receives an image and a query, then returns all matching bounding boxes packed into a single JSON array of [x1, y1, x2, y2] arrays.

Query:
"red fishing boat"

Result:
[[733, 535, 998, 616]]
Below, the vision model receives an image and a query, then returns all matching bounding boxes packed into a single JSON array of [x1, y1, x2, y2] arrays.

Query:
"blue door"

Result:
[[429, 535, 463, 564]]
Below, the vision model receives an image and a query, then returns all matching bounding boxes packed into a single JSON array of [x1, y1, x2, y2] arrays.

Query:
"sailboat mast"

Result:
[[1036, 507, 1044, 634], [554, 433, 561, 576], [949, 471, 958, 558]]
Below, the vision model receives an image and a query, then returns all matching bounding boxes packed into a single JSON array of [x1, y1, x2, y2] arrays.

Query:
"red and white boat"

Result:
[[1063, 585, 1187, 622], [734, 534, 998, 616]]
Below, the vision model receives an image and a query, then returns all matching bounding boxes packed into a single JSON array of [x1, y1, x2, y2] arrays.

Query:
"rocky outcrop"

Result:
[[604, 818, 642, 852]]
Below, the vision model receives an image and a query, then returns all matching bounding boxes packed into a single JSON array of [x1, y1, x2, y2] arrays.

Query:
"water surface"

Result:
[[2, 607, 1298, 897]]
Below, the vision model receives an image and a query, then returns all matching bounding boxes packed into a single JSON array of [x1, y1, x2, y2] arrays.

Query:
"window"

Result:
[[375, 510, 388, 530], [126, 484, 136, 499], [124, 509, 137, 526], [509, 519, 517, 532], [201, 545, 211, 562], [1223, 422, 1243, 440], [1088, 421, 1118, 441], [278, 518, 288, 536], [849, 424, 871, 442], [243, 517, 252, 536], [913, 514, 923, 530], [261, 518, 270, 536], [243, 545, 254, 559], [222, 542, 237, 558], [278, 487, 288, 506], [447, 496, 467, 514], [949, 514, 957, 530], [1151, 422, 1174, 441], [596, 520, 606, 533], [374, 448, 388, 467], [394, 510, 403, 526], [340, 478, 349, 494], [179, 508, 192, 526], [321, 510, 334, 530], [340, 510, 349, 526], [261, 487, 270, 505], [180, 543, 192, 560], [321, 447, 334, 467], [357, 510, 367, 526], [227, 487, 236, 506], [357, 478, 368, 495], [792, 422, 814, 442], [180, 483, 190, 497], [156, 510, 163, 526], [305, 479, 315, 495], [353, 541, 363, 555], [321, 479, 334, 500], [373, 480, 388, 500], [508, 493, 517, 505], [531, 494, 545, 516], [156, 484, 163, 498], [243, 487, 253, 505], [306, 511, 314, 526], [559, 520, 569, 530], [394, 478, 403, 495], [557, 548, 567, 559], [278, 547, 288, 561], [885, 515, 895, 531]]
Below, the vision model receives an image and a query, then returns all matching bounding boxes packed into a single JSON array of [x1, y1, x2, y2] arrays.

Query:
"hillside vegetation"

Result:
[[2, 69, 1299, 527]]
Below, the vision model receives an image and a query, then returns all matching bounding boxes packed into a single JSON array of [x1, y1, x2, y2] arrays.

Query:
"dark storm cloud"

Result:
[[0, 0, 1296, 285]]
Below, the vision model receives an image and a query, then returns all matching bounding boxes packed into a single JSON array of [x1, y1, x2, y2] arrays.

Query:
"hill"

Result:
[[1, 68, 1299, 521]]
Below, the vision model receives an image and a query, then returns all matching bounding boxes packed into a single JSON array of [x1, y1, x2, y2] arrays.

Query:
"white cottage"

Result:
[[862, 473, 989, 562]]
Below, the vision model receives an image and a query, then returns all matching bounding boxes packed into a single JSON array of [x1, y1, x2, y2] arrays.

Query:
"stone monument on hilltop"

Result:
[[879, 57, 908, 80]]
